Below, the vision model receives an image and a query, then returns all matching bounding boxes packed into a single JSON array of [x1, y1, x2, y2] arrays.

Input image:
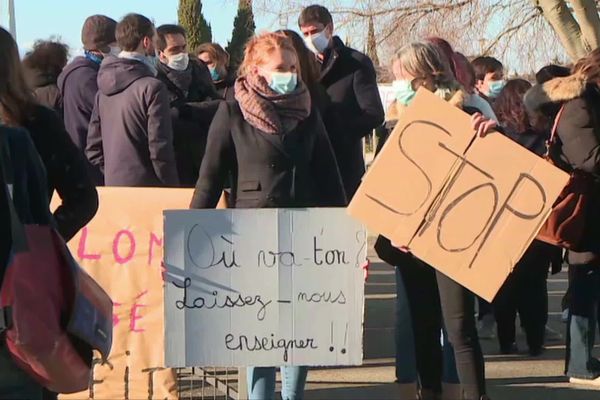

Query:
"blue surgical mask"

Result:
[[487, 80, 506, 98], [269, 71, 298, 95], [209, 66, 221, 81], [392, 80, 417, 106]]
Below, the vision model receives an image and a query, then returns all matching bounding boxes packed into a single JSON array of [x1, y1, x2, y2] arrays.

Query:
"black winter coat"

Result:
[[526, 75, 600, 265], [215, 75, 236, 102], [0, 127, 53, 274], [58, 56, 101, 151], [86, 56, 179, 187], [190, 101, 347, 209], [157, 60, 221, 187], [24, 105, 98, 241], [319, 37, 384, 199]]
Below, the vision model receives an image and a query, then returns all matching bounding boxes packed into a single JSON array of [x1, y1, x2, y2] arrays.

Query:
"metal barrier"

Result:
[[177, 368, 247, 400]]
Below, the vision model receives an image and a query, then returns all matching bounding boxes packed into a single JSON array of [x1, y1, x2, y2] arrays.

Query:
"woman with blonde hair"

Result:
[[190, 31, 346, 399], [377, 41, 494, 400]]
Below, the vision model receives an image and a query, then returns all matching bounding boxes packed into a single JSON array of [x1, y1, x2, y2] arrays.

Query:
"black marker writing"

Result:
[[173, 278, 272, 321], [313, 237, 348, 266], [187, 225, 241, 270], [298, 290, 347, 305], [258, 250, 302, 268], [225, 333, 318, 362]]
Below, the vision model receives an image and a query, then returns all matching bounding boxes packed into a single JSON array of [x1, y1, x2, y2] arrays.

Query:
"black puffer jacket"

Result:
[[525, 73, 600, 265], [23, 105, 98, 241]]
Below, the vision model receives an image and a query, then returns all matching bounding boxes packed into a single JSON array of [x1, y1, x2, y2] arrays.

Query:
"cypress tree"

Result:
[[227, 0, 256, 69], [178, 0, 212, 51]]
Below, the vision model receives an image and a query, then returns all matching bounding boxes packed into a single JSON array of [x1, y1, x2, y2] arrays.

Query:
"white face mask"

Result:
[[165, 52, 190, 71], [304, 29, 330, 55]]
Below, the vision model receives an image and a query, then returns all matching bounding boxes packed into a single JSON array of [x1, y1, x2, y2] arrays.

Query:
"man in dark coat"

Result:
[[86, 14, 178, 187], [299, 5, 384, 200], [155, 24, 221, 187], [58, 15, 117, 151]]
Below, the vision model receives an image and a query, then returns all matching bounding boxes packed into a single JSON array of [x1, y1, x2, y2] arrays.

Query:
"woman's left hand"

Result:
[[471, 113, 497, 137]]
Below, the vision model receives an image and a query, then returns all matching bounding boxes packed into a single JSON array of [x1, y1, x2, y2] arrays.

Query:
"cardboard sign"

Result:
[[163, 208, 367, 367], [53, 188, 193, 400], [349, 89, 570, 301]]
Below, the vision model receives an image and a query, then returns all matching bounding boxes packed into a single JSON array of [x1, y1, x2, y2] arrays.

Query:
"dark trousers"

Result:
[[493, 257, 549, 350], [397, 260, 486, 399]]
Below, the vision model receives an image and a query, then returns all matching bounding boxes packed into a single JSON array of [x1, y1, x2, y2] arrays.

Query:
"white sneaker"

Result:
[[545, 325, 563, 342], [569, 376, 600, 386], [478, 314, 496, 340]]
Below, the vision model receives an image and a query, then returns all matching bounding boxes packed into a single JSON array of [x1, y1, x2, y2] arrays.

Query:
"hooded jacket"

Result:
[[86, 56, 179, 187], [58, 56, 101, 150], [24, 67, 62, 113], [525, 73, 600, 265]]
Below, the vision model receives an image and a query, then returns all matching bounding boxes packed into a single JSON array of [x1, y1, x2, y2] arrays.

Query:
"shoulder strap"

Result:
[[549, 105, 566, 145], [545, 105, 566, 157]]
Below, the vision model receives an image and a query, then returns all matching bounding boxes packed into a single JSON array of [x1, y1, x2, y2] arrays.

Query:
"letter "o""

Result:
[[437, 183, 498, 253], [113, 230, 136, 264]]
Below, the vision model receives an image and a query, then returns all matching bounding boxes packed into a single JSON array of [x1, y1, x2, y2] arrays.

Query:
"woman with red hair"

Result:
[[190, 32, 346, 400]]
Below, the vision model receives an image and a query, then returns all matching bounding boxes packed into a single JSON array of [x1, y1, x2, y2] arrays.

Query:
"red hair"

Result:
[[239, 32, 299, 76]]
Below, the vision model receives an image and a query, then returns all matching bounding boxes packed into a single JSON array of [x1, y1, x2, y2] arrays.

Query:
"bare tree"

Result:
[[252, 1, 568, 72], [534, 0, 600, 60]]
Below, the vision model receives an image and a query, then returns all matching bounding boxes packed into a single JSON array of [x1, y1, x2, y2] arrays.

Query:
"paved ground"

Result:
[[301, 260, 600, 400]]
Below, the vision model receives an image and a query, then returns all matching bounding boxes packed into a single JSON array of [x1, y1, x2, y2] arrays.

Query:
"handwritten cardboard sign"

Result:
[[53, 188, 193, 400], [163, 208, 367, 367], [348, 89, 570, 301]]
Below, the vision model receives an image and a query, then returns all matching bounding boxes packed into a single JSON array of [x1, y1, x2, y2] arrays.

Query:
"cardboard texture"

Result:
[[52, 188, 193, 400], [349, 89, 570, 301], [163, 208, 367, 367]]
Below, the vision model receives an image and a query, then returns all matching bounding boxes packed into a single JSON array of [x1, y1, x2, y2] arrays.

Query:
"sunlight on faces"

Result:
[[299, 22, 332, 38], [252, 47, 298, 85], [159, 33, 187, 64], [477, 70, 504, 94]]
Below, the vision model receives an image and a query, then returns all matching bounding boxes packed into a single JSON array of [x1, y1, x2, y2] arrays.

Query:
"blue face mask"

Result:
[[209, 66, 221, 81], [392, 80, 417, 106], [268, 72, 298, 95], [487, 80, 506, 98]]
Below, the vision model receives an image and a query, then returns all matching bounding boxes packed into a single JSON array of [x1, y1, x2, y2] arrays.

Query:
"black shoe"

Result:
[[500, 342, 518, 355], [529, 345, 545, 357]]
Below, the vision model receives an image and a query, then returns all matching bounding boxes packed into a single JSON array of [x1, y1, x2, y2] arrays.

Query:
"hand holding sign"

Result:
[[349, 89, 569, 301]]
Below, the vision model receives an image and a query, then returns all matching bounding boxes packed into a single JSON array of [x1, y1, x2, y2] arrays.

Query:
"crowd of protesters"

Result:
[[1, 3, 600, 400]]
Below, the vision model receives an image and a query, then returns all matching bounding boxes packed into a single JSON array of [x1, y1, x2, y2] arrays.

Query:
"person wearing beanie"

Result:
[[58, 14, 117, 154]]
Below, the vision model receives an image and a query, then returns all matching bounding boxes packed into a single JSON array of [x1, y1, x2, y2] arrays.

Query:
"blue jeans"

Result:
[[566, 264, 600, 379], [394, 268, 460, 385], [0, 344, 44, 400], [247, 366, 308, 400]]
